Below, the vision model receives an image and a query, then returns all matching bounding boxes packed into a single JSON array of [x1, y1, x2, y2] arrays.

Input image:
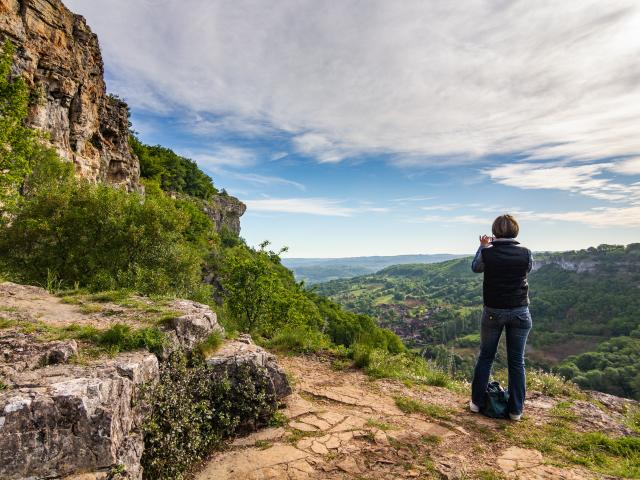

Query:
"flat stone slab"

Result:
[[195, 444, 310, 479]]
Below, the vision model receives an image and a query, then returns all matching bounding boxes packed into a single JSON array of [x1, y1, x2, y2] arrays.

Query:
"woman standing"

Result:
[[469, 214, 533, 421]]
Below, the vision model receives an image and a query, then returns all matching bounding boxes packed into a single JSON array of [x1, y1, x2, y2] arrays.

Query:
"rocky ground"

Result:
[[196, 355, 638, 480], [0, 282, 288, 479]]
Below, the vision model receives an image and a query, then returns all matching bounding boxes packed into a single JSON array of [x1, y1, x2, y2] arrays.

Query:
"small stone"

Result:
[[337, 457, 362, 475], [290, 421, 318, 432], [310, 441, 329, 455], [374, 430, 389, 445]]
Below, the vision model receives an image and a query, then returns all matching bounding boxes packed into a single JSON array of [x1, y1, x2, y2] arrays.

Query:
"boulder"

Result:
[[208, 335, 292, 400], [0, 352, 159, 480], [162, 299, 224, 353]]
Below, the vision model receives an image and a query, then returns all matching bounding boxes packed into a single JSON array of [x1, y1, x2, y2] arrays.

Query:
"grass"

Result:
[[286, 428, 322, 444], [0, 317, 17, 329], [393, 395, 454, 421], [79, 303, 104, 314], [366, 418, 393, 431], [195, 331, 224, 358], [626, 405, 640, 434], [474, 471, 506, 480], [254, 440, 273, 449], [60, 296, 84, 305], [2, 318, 167, 357], [264, 326, 331, 355], [268, 411, 288, 428], [505, 410, 640, 478], [330, 358, 352, 371], [494, 369, 585, 399], [87, 290, 134, 303], [420, 434, 442, 445], [358, 347, 463, 392], [0, 379, 7, 391]]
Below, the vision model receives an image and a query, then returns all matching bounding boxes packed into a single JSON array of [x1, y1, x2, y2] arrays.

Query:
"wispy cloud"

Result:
[[188, 146, 259, 169], [244, 198, 388, 216], [610, 157, 640, 175], [223, 172, 305, 191], [67, 0, 640, 167], [522, 206, 640, 227], [409, 214, 489, 225], [485, 162, 640, 202]]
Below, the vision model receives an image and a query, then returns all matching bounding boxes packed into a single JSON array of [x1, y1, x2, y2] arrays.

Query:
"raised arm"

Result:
[[471, 234, 492, 273]]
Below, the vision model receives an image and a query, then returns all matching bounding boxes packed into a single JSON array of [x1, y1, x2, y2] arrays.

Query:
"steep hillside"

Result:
[[315, 244, 640, 399]]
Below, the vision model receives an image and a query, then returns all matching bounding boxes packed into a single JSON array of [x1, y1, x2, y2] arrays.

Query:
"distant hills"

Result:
[[314, 244, 640, 399], [282, 254, 465, 284]]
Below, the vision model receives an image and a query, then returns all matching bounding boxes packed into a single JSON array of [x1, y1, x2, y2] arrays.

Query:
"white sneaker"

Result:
[[469, 401, 480, 413], [509, 412, 522, 421]]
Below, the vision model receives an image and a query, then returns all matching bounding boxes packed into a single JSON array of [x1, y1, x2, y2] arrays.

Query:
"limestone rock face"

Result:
[[163, 299, 225, 353], [0, 352, 159, 480], [208, 334, 292, 400], [0, 0, 139, 190], [202, 193, 247, 236]]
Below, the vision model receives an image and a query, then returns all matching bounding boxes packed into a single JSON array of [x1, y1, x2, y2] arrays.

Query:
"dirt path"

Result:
[[195, 355, 596, 480]]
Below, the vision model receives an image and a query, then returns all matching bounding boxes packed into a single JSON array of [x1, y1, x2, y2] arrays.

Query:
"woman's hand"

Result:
[[479, 235, 494, 247]]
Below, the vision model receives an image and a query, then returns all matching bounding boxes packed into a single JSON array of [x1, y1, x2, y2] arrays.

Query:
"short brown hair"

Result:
[[492, 214, 519, 238]]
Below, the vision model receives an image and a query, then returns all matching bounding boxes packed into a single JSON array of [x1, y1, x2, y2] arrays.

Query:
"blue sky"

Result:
[[66, 0, 640, 257]]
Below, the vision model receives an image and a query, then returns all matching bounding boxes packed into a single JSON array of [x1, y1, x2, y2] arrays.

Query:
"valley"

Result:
[[315, 244, 640, 400]]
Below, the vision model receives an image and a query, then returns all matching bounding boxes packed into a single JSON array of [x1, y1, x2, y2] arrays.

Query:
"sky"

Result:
[[66, 0, 640, 257]]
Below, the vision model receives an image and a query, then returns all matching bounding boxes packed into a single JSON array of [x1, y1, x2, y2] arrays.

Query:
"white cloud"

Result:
[[224, 172, 305, 190], [525, 206, 640, 227], [421, 204, 462, 211], [66, 0, 640, 166], [188, 146, 258, 169], [410, 214, 489, 225], [485, 162, 640, 202], [244, 198, 389, 216], [610, 157, 640, 175]]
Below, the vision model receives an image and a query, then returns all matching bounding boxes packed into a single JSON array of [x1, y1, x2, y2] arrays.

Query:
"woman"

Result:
[[469, 214, 533, 421]]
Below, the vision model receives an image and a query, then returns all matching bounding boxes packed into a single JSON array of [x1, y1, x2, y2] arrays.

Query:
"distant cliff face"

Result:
[[531, 257, 597, 273], [201, 194, 247, 236], [0, 0, 139, 190]]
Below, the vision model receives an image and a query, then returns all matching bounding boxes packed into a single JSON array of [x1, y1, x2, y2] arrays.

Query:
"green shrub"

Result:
[[141, 353, 277, 480], [195, 331, 224, 358], [97, 324, 167, 355], [351, 343, 374, 368], [0, 160, 217, 299], [131, 135, 218, 200]]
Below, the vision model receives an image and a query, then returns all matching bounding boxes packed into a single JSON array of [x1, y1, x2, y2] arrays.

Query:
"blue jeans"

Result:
[[471, 306, 532, 415]]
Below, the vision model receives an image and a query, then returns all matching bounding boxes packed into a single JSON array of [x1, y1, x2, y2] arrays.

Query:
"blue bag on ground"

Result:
[[481, 381, 510, 419]]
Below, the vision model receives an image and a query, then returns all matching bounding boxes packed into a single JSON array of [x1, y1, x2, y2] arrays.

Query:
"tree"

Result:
[[0, 40, 46, 208]]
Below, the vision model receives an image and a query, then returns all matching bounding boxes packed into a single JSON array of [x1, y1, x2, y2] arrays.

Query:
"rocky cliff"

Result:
[[0, 0, 140, 190], [0, 0, 248, 231], [202, 193, 247, 236]]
